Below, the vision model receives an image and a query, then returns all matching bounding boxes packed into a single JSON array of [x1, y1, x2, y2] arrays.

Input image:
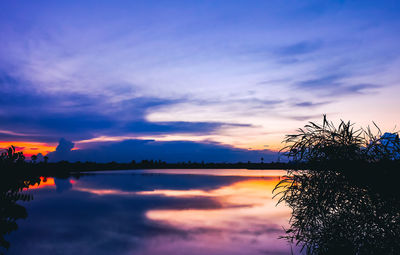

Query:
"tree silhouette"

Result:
[[31, 154, 38, 163], [0, 146, 25, 168]]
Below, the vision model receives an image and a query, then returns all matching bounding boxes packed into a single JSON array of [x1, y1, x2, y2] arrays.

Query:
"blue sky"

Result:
[[0, 0, 399, 161]]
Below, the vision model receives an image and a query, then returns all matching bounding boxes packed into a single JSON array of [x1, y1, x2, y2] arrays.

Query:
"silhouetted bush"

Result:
[[281, 115, 400, 166], [0, 172, 41, 253], [275, 116, 400, 255], [274, 169, 400, 255]]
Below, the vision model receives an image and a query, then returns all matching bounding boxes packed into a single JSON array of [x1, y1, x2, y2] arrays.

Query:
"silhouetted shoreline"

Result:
[[2, 160, 293, 177], [2, 157, 400, 178]]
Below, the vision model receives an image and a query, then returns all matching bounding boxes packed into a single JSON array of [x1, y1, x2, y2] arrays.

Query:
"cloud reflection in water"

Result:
[[7, 170, 295, 255]]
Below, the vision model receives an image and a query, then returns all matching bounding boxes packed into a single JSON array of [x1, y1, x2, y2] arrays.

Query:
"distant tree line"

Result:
[[0, 144, 294, 176]]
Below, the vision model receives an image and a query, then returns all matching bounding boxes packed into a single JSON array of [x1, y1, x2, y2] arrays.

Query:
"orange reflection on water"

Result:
[[138, 178, 281, 205], [26, 177, 56, 190], [136, 189, 211, 197], [138, 169, 287, 177], [25, 177, 76, 190], [146, 178, 289, 227], [142, 177, 292, 254], [74, 187, 135, 196]]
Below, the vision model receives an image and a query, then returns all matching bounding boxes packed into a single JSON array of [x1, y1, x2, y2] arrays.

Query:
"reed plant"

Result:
[[274, 116, 400, 255]]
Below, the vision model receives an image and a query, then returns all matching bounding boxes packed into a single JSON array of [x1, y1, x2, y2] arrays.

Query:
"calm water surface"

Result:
[[7, 169, 299, 255]]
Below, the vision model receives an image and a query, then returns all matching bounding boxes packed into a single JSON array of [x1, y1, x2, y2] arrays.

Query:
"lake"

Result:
[[5, 169, 300, 255]]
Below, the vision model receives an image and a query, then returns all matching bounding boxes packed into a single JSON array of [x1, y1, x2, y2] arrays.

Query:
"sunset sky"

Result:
[[1, 1, 399, 161]]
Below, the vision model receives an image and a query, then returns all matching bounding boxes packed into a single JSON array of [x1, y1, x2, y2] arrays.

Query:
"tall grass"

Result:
[[274, 116, 400, 255], [281, 115, 400, 165]]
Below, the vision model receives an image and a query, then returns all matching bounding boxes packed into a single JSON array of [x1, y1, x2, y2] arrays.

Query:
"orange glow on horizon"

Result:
[[1, 135, 282, 160], [0, 141, 56, 157]]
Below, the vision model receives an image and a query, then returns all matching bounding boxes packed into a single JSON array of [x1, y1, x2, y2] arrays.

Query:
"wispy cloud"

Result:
[[0, 0, 399, 154], [276, 40, 323, 56], [292, 101, 331, 108], [0, 71, 255, 143], [297, 74, 344, 89], [47, 138, 279, 163], [296, 74, 380, 97]]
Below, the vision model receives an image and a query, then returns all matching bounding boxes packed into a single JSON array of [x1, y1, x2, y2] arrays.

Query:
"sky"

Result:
[[0, 0, 400, 162]]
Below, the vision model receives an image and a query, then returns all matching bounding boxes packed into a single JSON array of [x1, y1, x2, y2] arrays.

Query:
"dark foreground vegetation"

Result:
[[0, 174, 40, 253], [0, 147, 42, 254], [274, 116, 400, 255]]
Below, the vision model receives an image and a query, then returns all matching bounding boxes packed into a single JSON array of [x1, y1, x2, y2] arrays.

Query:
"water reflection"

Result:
[[0, 174, 40, 254], [3, 169, 295, 255], [3, 168, 399, 254], [145, 179, 291, 255], [274, 170, 400, 255]]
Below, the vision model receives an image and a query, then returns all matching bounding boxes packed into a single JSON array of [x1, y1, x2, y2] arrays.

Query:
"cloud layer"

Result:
[[48, 138, 278, 163], [0, 0, 399, 158]]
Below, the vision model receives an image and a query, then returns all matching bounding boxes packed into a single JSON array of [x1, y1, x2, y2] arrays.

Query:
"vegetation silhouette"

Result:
[[0, 146, 26, 170], [0, 147, 41, 254], [2, 149, 290, 175], [274, 116, 400, 255]]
